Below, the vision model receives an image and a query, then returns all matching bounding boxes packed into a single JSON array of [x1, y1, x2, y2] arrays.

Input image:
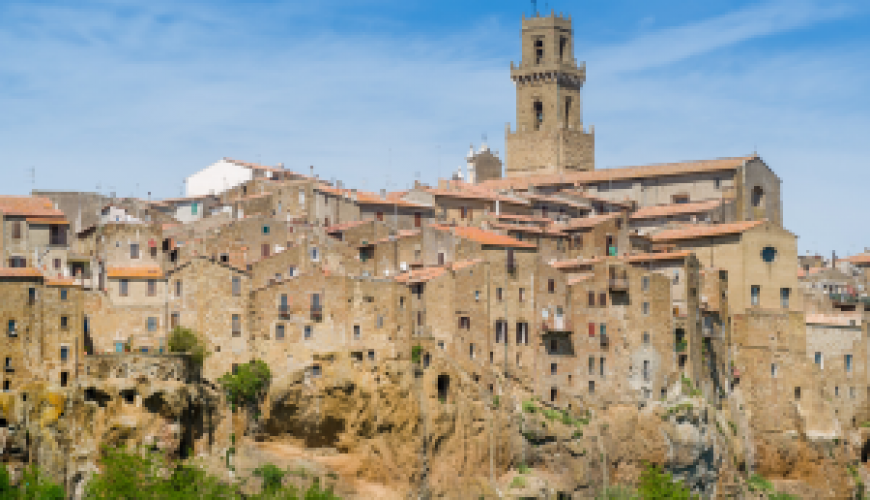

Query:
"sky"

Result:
[[1, 0, 869, 255]]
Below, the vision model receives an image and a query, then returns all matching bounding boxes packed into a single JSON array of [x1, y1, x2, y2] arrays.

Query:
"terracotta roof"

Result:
[[842, 254, 870, 265], [805, 314, 863, 327], [650, 221, 764, 242], [45, 278, 79, 287], [623, 251, 693, 263], [478, 155, 755, 191], [420, 187, 530, 206], [431, 225, 536, 249], [395, 266, 448, 284], [450, 259, 483, 271], [568, 274, 594, 285], [519, 193, 591, 210], [26, 217, 69, 225], [494, 214, 553, 224], [0, 267, 43, 278], [107, 265, 164, 279], [325, 220, 370, 233], [0, 196, 66, 218], [630, 200, 723, 220], [549, 257, 604, 270], [366, 230, 421, 246], [572, 192, 634, 208], [559, 213, 620, 231], [318, 187, 433, 209], [491, 223, 543, 234]]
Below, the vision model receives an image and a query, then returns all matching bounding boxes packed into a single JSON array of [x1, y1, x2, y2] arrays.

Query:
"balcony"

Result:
[[279, 305, 291, 319], [541, 317, 572, 333], [310, 307, 323, 322], [599, 333, 610, 349]]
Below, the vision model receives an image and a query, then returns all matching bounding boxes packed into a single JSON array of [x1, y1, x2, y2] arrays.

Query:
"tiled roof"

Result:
[[431, 225, 536, 249], [0, 267, 43, 278], [394, 266, 448, 284], [568, 274, 594, 285], [478, 155, 755, 191], [560, 213, 620, 231], [26, 217, 69, 225], [623, 251, 693, 263], [805, 314, 863, 327], [107, 265, 164, 279], [494, 214, 553, 224], [842, 254, 870, 265], [650, 221, 764, 242], [366, 230, 421, 246], [420, 187, 530, 206], [0, 196, 66, 217], [550, 257, 603, 270], [325, 220, 371, 233], [630, 200, 723, 220], [491, 223, 543, 234], [519, 193, 591, 210], [45, 278, 80, 286], [317, 187, 433, 208]]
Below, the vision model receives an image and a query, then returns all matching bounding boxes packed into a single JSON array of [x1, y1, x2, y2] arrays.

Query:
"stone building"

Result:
[[505, 13, 594, 176], [0, 196, 70, 273]]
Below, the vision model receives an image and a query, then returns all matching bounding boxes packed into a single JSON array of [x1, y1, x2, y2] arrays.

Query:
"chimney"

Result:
[[414, 180, 422, 189]]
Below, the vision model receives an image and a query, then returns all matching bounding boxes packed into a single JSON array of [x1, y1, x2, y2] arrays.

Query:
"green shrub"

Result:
[[411, 345, 423, 364], [596, 485, 639, 499], [492, 395, 500, 408], [509, 476, 526, 489], [254, 463, 286, 494], [637, 464, 696, 499], [747, 473, 774, 493], [522, 400, 537, 414], [218, 359, 272, 408], [517, 463, 530, 475], [167, 326, 208, 369]]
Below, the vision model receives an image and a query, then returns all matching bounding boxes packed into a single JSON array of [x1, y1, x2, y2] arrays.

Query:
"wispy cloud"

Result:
[[588, 0, 855, 76]]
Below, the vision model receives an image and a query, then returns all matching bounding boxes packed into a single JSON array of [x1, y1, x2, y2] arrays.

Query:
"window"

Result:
[[495, 320, 507, 344], [414, 212, 422, 228], [643, 332, 650, 344], [550, 387, 557, 402], [600, 323, 607, 338], [795, 386, 801, 400], [559, 36, 567, 60], [643, 360, 650, 381], [368, 350, 375, 361], [851, 387, 856, 399], [60, 316, 68, 329], [60, 289, 67, 301], [548, 279, 555, 293], [147, 279, 156, 297], [519, 288, 525, 302], [642, 276, 650, 292], [714, 178, 721, 189], [588, 291, 595, 307], [147, 317, 157, 332], [120, 279, 129, 297], [496, 288, 503, 301], [354, 325, 361, 340], [232, 314, 241, 337], [549, 338, 558, 353], [534, 39, 543, 64], [489, 352, 494, 363], [262, 225, 270, 235], [53, 258, 60, 270], [600, 357, 606, 377], [550, 363, 557, 375], [312, 364, 321, 378], [835, 386, 840, 397], [220, 254, 229, 263], [750, 285, 760, 306], [588, 380, 595, 394], [175, 280, 182, 297], [599, 293, 607, 307], [846, 354, 853, 373], [771, 363, 778, 378], [459, 316, 471, 330], [438, 341, 445, 350], [516, 322, 529, 345], [310, 247, 319, 262], [60, 346, 69, 362], [564, 96, 571, 124], [588, 356, 595, 375], [171, 312, 179, 329], [643, 302, 650, 315], [9, 256, 26, 268], [780, 288, 790, 308], [7, 320, 16, 337], [232, 277, 241, 296], [437, 252, 445, 265], [761, 246, 777, 263], [304, 325, 312, 340], [752, 186, 764, 207], [11, 222, 21, 239], [377, 315, 383, 329], [534, 101, 543, 130], [588, 322, 595, 337], [3, 381, 9, 392], [276, 324, 285, 340], [469, 343, 475, 359], [261, 243, 270, 258], [672, 194, 689, 204], [191, 202, 198, 215], [815, 352, 823, 369], [673, 270, 680, 285], [474, 291, 480, 301], [130, 243, 139, 259]]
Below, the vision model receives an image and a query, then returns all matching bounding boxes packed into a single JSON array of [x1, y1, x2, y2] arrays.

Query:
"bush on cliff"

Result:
[[219, 359, 272, 409], [168, 326, 208, 369]]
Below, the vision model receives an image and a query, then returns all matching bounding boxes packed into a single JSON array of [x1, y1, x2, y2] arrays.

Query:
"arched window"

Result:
[[535, 39, 544, 64], [534, 101, 543, 130], [752, 186, 765, 208]]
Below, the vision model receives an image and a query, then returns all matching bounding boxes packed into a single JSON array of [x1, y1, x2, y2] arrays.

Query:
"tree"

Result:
[[167, 326, 208, 370], [219, 359, 272, 409]]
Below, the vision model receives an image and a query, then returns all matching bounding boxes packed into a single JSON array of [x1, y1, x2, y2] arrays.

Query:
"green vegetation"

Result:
[[254, 464, 286, 495], [509, 476, 526, 489], [596, 485, 639, 499], [861, 421, 870, 428], [728, 421, 738, 436], [637, 464, 696, 499], [522, 400, 537, 414], [411, 345, 423, 364], [492, 395, 500, 408], [167, 326, 208, 369], [516, 463, 530, 475], [848, 464, 864, 499], [219, 359, 272, 408], [0, 463, 64, 499]]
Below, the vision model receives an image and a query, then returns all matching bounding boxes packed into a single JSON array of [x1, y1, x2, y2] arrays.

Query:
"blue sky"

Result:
[[2, 0, 869, 255]]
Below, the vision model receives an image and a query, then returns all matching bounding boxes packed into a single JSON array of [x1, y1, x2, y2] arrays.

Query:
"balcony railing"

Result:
[[310, 307, 323, 322], [608, 278, 629, 291], [600, 333, 610, 349], [279, 305, 291, 319], [541, 317, 572, 333]]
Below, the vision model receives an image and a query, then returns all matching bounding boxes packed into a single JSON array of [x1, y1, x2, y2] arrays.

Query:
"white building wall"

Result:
[[186, 160, 253, 197]]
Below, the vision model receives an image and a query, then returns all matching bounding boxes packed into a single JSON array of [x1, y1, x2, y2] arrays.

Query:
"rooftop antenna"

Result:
[[532, 0, 537, 16], [29, 166, 35, 189]]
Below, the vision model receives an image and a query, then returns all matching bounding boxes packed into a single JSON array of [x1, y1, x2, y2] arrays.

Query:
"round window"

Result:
[[761, 246, 777, 263]]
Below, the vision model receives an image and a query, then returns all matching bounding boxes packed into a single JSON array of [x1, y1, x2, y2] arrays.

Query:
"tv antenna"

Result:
[[531, 0, 537, 16], [28, 167, 35, 189]]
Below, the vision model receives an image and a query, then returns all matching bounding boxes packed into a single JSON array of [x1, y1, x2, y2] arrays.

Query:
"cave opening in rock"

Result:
[[438, 374, 450, 401], [862, 439, 870, 463]]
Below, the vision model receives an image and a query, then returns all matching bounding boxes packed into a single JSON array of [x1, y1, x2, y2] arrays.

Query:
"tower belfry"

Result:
[[506, 12, 594, 177]]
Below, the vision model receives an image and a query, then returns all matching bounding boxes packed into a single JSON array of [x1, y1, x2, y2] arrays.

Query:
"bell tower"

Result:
[[505, 12, 594, 177]]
